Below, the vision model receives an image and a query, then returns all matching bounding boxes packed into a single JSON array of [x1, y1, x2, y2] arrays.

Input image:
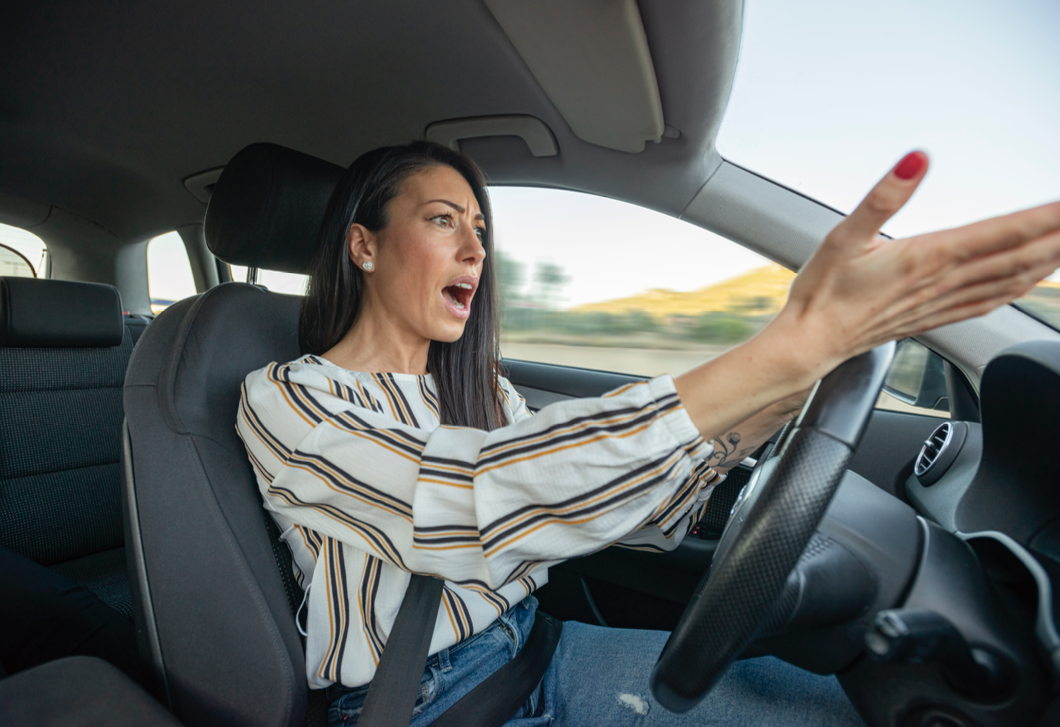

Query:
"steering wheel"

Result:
[[650, 341, 897, 712]]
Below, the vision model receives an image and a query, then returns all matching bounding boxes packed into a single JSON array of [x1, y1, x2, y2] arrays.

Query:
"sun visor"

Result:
[[204, 143, 344, 274], [485, 0, 664, 153]]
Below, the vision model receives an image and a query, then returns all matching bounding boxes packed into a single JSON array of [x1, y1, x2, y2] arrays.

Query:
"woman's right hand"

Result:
[[781, 151, 1060, 376]]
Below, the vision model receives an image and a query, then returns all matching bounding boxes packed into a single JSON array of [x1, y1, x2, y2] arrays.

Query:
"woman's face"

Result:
[[353, 165, 487, 344]]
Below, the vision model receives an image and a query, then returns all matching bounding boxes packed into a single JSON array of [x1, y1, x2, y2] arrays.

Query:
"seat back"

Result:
[[0, 277, 136, 614], [121, 143, 343, 727]]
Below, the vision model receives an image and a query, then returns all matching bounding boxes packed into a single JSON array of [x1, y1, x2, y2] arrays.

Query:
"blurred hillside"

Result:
[[500, 261, 797, 348], [572, 264, 796, 318]]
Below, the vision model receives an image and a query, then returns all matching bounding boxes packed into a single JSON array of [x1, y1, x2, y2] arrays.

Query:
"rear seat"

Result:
[[0, 277, 140, 617], [124, 313, 151, 345]]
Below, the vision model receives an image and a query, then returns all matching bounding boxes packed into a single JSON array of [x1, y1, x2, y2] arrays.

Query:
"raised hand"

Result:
[[786, 151, 1060, 370], [675, 153, 1060, 443]]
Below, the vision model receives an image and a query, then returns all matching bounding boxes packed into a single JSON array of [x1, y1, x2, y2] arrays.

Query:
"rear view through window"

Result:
[[229, 264, 309, 296], [0, 222, 47, 277], [147, 231, 196, 313]]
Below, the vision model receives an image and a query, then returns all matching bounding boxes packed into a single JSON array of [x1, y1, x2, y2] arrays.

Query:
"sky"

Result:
[[4, 0, 1057, 304], [489, 188, 769, 307], [717, 0, 1060, 242]]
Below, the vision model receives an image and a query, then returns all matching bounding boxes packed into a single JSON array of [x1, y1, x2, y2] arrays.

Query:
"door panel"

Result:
[[503, 359, 640, 402]]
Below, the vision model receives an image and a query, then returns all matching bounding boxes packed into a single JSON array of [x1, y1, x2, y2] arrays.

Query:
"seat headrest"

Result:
[[205, 143, 345, 274], [0, 277, 124, 347]]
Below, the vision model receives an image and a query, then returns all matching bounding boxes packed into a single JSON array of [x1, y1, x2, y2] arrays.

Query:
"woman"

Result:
[[237, 142, 1060, 726]]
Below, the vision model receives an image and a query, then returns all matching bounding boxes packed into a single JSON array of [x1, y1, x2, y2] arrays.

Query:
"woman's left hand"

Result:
[[784, 151, 1060, 371]]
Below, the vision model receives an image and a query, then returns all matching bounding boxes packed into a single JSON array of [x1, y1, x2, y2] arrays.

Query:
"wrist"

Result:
[[754, 309, 838, 391], [763, 396, 802, 424]]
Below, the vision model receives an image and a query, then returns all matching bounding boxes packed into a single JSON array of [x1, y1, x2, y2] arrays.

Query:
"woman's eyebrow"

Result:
[[425, 199, 486, 222]]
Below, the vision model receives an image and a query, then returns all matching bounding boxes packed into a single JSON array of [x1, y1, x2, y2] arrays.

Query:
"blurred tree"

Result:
[[534, 261, 569, 309], [732, 295, 775, 314], [495, 250, 525, 299], [620, 310, 656, 333], [557, 311, 613, 334], [686, 312, 754, 344], [496, 250, 527, 330]]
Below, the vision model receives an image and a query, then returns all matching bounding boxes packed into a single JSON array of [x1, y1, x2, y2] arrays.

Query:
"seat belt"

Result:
[[431, 611, 561, 727], [357, 577, 562, 727], [357, 575, 443, 727]]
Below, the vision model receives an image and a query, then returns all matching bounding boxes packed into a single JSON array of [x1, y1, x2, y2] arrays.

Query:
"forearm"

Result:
[[674, 309, 836, 447], [705, 390, 807, 473]]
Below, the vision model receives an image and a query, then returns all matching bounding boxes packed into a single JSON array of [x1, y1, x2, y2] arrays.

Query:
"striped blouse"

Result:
[[236, 355, 723, 689]]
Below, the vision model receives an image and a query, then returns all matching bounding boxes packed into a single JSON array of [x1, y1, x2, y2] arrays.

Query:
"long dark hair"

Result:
[[300, 141, 504, 431]]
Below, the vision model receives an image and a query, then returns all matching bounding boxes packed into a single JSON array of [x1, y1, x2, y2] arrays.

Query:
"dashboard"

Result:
[[906, 341, 1060, 566]]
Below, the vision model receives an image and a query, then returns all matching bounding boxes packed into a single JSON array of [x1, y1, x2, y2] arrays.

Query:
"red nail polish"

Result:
[[894, 151, 927, 180]]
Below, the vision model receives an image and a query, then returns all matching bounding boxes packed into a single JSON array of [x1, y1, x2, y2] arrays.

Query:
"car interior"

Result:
[[2, 2, 1060, 727]]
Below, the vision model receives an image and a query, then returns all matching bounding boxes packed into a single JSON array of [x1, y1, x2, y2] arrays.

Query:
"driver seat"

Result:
[[121, 144, 343, 727]]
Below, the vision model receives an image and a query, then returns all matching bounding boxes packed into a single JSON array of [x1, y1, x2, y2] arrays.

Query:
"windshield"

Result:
[[716, 0, 1060, 328]]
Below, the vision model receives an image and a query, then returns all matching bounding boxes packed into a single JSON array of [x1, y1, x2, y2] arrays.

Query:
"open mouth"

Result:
[[442, 282, 475, 314]]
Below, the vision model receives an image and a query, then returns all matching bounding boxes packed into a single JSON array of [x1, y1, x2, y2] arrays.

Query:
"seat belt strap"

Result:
[[356, 578, 562, 727], [430, 611, 562, 727], [357, 575, 443, 727]]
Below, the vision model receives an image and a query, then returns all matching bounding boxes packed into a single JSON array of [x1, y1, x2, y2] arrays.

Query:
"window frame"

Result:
[[0, 242, 39, 278]]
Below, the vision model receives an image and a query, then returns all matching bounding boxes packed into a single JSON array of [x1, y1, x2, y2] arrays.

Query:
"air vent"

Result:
[[914, 421, 967, 486]]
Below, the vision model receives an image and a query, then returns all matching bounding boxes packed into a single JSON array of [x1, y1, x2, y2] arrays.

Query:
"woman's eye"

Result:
[[474, 227, 485, 241], [431, 214, 454, 228]]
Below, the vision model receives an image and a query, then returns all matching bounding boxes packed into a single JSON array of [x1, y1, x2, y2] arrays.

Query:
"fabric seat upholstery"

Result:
[[0, 277, 136, 617], [122, 143, 343, 727]]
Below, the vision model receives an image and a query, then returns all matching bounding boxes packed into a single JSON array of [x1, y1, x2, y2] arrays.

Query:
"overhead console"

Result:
[[426, 115, 559, 157]]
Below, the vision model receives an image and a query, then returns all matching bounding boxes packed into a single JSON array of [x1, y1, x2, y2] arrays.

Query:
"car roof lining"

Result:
[[0, 0, 741, 244]]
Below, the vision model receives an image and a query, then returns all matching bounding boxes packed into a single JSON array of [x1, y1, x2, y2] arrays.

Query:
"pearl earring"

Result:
[[363, 261, 374, 272]]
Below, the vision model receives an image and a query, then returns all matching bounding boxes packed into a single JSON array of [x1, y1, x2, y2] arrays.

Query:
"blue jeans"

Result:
[[328, 597, 866, 726]]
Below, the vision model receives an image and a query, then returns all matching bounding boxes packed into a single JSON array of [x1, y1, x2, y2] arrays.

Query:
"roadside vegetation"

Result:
[[497, 251, 796, 350]]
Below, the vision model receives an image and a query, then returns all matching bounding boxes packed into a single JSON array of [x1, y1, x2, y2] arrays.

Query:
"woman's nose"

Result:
[[459, 227, 485, 265]]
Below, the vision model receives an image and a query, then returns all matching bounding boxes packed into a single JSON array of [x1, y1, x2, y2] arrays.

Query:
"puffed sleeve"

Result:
[[238, 363, 715, 591], [497, 376, 724, 554]]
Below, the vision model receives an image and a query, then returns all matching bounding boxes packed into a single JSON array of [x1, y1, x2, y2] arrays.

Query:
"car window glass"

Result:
[[0, 222, 48, 277], [147, 231, 196, 313], [717, 0, 1059, 239], [0, 243, 36, 277], [490, 186, 794, 377], [1014, 288, 1060, 332], [718, 0, 1060, 334], [229, 264, 309, 296], [876, 339, 950, 419], [493, 187, 954, 420]]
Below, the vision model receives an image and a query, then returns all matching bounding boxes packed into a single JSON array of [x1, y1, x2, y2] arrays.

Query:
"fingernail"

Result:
[[894, 151, 927, 180]]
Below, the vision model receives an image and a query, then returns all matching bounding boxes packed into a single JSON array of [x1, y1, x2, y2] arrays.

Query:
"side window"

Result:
[[490, 186, 794, 377], [147, 231, 196, 313], [490, 187, 955, 420], [229, 264, 309, 296], [877, 339, 950, 419], [0, 222, 48, 277]]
